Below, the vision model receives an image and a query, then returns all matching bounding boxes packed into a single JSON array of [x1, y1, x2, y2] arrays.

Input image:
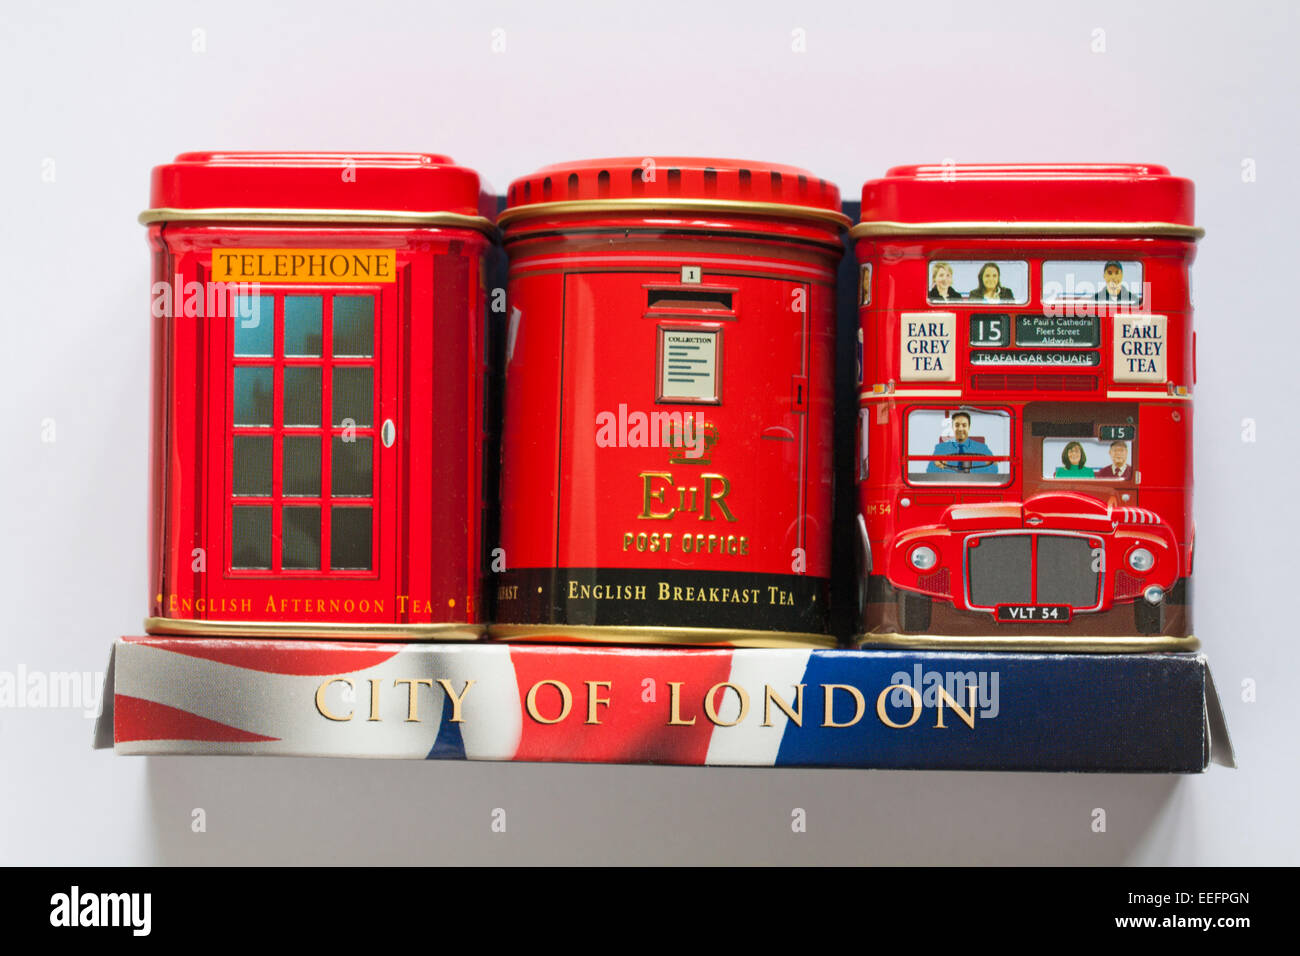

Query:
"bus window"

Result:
[[1042, 260, 1144, 307], [906, 407, 1012, 484], [927, 260, 1028, 305], [1042, 437, 1134, 480]]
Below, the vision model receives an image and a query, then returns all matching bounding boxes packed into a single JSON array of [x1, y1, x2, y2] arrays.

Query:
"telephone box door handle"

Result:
[[382, 419, 396, 448]]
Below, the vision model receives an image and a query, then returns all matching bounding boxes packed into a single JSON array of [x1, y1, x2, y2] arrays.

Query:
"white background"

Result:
[[1, 0, 1296, 865]]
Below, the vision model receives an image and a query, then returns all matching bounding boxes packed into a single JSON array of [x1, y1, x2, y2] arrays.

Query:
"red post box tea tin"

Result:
[[491, 157, 849, 647], [141, 152, 497, 638], [852, 163, 1202, 651]]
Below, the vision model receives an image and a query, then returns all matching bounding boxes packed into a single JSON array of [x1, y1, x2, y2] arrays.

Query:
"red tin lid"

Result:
[[142, 151, 496, 230], [854, 163, 1201, 239], [500, 157, 848, 228]]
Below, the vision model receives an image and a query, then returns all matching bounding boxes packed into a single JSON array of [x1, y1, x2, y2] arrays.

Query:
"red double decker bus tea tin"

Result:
[[852, 163, 1202, 651], [142, 152, 497, 639], [492, 158, 849, 647]]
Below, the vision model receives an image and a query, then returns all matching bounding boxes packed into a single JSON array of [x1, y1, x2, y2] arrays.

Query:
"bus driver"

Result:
[[927, 411, 997, 474]]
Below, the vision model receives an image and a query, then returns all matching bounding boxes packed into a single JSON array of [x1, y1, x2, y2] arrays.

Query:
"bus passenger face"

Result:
[[1104, 265, 1123, 293], [1068, 445, 1082, 465], [952, 416, 970, 442], [981, 267, 999, 292], [1110, 444, 1127, 468], [935, 267, 952, 292]]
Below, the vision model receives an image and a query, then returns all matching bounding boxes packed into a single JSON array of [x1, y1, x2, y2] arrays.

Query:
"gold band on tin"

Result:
[[850, 220, 1204, 240], [488, 623, 838, 649], [856, 632, 1200, 653], [497, 198, 853, 231], [145, 616, 485, 641], [138, 207, 499, 237]]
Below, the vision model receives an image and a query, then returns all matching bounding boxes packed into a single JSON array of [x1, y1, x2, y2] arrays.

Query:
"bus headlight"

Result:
[[1143, 585, 1165, 605], [1128, 548, 1155, 573], [910, 546, 937, 571]]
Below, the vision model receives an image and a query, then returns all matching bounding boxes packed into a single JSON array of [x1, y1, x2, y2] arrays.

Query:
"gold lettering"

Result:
[[585, 680, 612, 725], [526, 679, 573, 724], [763, 684, 805, 727], [876, 683, 922, 729], [700, 473, 737, 521], [368, 678, 382, 721], [435, 678, 475, 723], [315, 678, 354, 722], [934, 685, 978, 729], [703, 682, 749, 727], [639, 472, 676, 519], [394, 678, 434, 722], [667, 682, 696, 725], [823, 683, 866, 728]]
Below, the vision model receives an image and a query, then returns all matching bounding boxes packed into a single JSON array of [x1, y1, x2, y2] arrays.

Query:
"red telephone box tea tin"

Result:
[[141, 152, 497, 639], [491, 157, 848, 647], [852, 163, 1202, 651]]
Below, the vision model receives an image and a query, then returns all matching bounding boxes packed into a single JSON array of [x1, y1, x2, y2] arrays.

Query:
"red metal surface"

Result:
[[150, 151, 494, 218], [506, 156, 843, 213], [145, 152, 494, 634], [855, 163, 1199, 643], [861, 163, 1195, 226], [494, 158, 845, 643]]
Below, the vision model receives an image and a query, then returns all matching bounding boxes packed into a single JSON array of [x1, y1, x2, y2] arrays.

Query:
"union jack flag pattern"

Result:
[[108, 637, 1213, 771]]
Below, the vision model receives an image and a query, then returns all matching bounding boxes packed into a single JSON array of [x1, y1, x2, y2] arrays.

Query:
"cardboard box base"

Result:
[[97, 636, 1229, 772]]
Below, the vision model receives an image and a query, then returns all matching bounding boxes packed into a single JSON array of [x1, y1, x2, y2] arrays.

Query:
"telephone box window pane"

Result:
[[232, 506, 271, 569], [284, 296, 324, 356], [331, 507, 372, 569], [333, 296, 374, 356], [332, 437, 373, 497], [282, 505, 321, 570], [233, 296, 273, 356], [283, 436, 321, 497], [333, 367, 373, 427], [283, 367, 321, 427], [233, 435, 272, 496], [233, 367, 273, 426]]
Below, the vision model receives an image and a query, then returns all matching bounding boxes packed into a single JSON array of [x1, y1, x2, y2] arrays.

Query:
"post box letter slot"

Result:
[[646, 288, 733, 311]]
